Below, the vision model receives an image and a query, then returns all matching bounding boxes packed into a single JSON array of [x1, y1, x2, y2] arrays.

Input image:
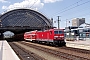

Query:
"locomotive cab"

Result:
[[53, 29, 66, 46], [54, 30, 64, 40]]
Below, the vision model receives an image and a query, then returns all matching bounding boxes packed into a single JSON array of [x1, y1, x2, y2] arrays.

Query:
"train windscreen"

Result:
[[54, 30, 63, 34]]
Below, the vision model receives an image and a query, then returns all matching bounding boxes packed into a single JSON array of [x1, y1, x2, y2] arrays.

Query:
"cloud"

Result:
[[2, 0, 44, 11], [2, 6, 7, 9], [2, 0, 63, 13], [0, 0, 10, 3], [43, 0, 63, 3]]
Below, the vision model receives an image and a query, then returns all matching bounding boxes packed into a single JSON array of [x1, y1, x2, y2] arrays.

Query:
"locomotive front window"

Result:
[[59, 31, 63, 34], [54, 31, 58, 34], [54, 30, 63, 34]]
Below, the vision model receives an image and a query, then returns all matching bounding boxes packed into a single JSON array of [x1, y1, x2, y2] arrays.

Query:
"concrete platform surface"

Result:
[[0, 40, 20, 60], [66, 40, 90, 50]]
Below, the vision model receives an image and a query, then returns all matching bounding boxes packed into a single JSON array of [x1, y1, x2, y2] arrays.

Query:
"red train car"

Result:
[[24, 30, 37, 41], [24, 29, 66, 46]]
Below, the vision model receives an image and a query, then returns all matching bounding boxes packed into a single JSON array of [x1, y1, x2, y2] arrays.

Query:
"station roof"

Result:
[[0, 9, 52, 28]]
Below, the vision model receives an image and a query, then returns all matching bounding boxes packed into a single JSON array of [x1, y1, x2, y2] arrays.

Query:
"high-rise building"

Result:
[[72, 18, 85, 27]]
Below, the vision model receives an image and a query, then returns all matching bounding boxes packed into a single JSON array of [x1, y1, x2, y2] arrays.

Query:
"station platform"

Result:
[[0, 40, 20, 60], [65, 40, 90, 50]]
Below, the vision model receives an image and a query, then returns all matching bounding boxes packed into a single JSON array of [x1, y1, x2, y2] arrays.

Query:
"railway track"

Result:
[[60, 46, 90, 54], [9, 42, 46, 60], [17, 41, 90, 60]]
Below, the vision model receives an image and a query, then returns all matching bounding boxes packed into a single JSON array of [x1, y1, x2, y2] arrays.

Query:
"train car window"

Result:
[[54, 31, 58, 34]]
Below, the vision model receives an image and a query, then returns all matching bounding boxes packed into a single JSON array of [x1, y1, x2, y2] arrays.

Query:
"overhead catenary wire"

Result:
[[53, 0, 84, 26], [61, 4, 90, 21], [63, 2, 90, 22], [55, 0, 90, 21], [58, 0, 90, 15], [64, 11, 90, 22], [53, 0, 84, 24], [52, 0, 83, 17], [61, 10, 90, 28], [52, 0, 90, 28], [30, 0, 38, 9], [52, 0, 90, 20]]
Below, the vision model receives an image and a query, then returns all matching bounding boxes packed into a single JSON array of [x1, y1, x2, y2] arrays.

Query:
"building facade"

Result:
[[72, 18, 85, 27]]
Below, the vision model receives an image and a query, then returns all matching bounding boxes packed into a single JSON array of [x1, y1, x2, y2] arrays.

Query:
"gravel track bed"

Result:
[[13, 41, 63, 60], [9, 42, 46, 60], [18, 41, 90, 60]]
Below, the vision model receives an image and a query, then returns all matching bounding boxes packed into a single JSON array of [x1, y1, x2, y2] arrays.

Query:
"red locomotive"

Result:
[[24, 29, 66, 46]]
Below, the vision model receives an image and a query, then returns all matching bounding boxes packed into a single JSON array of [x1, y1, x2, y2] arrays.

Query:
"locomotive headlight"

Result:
[[54, 36, 58, 37], [60, 36, 64, 37], [54, 36, 58, 39]]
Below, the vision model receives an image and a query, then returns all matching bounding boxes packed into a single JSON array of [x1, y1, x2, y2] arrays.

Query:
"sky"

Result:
[[0, 0, 90, 28]]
